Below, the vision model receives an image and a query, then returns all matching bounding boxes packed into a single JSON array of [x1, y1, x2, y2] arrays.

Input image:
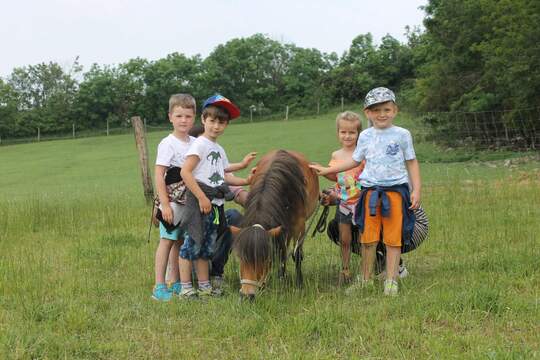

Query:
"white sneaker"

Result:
[[383, 279, 399, 296], [178, 287, 198, 299], [398, 263, 409, 279]]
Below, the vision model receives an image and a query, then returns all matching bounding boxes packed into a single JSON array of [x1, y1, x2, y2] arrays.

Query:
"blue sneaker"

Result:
[[168, 281, 182, 295], [152, 283, 172, 302]]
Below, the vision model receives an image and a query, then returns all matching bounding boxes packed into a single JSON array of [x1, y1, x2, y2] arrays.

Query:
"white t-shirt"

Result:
[[186, 136, 230, 206], [155, 134, 195, 168], [352, 125, 416, 187]]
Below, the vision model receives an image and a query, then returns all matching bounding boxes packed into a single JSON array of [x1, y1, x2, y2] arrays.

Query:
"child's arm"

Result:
[[181, 155, 212, 214], [224, 173, 250, 187], [310, 158, 360, 176], [406, 159, 421, 209], [155, 165, 174, 223], [324, 152, 338, 181], [225, 152, 257, 173]]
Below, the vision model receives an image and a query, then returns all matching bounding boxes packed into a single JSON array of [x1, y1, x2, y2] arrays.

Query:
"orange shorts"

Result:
[[360, 190, 403, 247]]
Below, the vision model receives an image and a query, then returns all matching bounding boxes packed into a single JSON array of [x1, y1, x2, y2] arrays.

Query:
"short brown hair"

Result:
[[336, 111, 361, 133], [202, 105, 230, 122], [169, 93, 196, 113]]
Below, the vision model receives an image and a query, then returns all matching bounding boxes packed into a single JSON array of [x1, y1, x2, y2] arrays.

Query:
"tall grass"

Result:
[[1, 112, 539, 358]]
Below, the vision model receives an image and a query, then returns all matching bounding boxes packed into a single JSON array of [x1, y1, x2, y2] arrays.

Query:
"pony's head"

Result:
[[231, 224, 282, 298]]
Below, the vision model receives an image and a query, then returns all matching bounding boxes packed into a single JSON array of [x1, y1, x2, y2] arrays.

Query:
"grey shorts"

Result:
[[336, 206, 353, 225]]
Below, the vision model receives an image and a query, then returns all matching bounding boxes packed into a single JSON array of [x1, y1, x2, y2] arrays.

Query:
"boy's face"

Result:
[[337, 120, 359, 148], [364, 102, 398, 129], [168, 106, 195, 134], [202, 115, 228, 141]]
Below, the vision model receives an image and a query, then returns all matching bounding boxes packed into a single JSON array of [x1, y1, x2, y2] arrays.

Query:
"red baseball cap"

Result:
[[202, 94, 241, 120]]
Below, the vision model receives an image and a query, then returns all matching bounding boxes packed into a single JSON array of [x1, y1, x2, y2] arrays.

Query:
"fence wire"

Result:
[[413, 107, 540, 150], [1, 106, 539, 150]]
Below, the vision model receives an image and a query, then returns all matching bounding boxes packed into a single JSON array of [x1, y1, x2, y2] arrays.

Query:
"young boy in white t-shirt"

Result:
[[179, 94, 251, 298], [151, 94, 196, 301]]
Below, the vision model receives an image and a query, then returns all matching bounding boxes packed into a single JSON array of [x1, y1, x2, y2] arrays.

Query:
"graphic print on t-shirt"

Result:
[[207, 151, 222, 165], [208, 171, 224, 185], [386, 142, 400, 156]]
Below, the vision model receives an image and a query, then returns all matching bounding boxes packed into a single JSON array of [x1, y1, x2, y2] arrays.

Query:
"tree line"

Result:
[[1, 0, 539, 145]]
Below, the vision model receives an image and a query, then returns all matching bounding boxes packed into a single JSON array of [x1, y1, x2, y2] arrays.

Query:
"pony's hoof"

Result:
[[338, 270, 352, 286]]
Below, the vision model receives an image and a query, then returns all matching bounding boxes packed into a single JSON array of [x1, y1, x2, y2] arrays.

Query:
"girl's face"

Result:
[[337, 119, 359, 149]]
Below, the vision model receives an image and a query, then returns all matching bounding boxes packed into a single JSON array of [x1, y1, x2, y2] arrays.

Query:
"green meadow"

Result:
[[1, 111, 539, 359]]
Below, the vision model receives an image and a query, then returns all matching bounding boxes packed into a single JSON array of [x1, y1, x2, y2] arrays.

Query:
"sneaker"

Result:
[[197, 286, 214, 298], [211, 276, 224, 296], [168, 281, 182, 295], [345, 276, 374, 295], [383, 279, 399, 296], [152, 284, 172, 302], [398, 263, 409, 279], [178, 287, 198, 299]]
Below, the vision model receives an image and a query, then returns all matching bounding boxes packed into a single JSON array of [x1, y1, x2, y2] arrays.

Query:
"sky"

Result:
[[0, 0, 427, 77]]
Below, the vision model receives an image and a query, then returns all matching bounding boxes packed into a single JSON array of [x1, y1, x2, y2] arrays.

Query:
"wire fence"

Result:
[[1, 104, 539, 150], [413, 107, 540, 150]]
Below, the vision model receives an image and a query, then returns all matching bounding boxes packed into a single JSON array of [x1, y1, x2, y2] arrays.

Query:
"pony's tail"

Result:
[[233, 227, 271, 270]]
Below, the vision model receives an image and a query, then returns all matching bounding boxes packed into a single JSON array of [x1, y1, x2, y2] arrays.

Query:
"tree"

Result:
[[283, 46, 335, 109], [204, 34, 289, 113], [0, 79, 19, 137], [142, 53, 204, 123]]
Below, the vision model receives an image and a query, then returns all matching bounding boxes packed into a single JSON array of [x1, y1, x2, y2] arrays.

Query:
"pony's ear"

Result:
[[250, 166, 257, 175], [267, 226, 282, 237], [229, 226, 242, 236]]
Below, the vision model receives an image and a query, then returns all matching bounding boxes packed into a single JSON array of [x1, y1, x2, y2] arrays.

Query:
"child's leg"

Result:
[[339, 222, 352, 272], [168, 240, 181, 283], [361, 242, 377, 281], [194, 259, 209, 282], [385, 246, 401, 281], [179, 257, 193, 284], [380, 191, 403, 295], [155, 238, 174, 284], [360, 190, 382, 281]]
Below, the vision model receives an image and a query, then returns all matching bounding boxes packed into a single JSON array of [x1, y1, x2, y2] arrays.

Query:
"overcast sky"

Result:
[[1, 0, 427, 77]]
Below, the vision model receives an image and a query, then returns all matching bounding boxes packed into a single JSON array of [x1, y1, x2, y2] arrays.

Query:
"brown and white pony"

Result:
[[231, 149, 319, 299]]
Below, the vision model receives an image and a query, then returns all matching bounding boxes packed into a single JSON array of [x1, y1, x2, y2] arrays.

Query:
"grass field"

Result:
[[1, 111, 539, 359]]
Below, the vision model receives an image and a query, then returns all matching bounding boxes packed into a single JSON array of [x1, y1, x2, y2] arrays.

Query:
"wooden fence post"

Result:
[[341, 97, 344, 111], [72, 123, 75, 138], [37, 127, 40, 142], [106, 119, 110, 136], [131, 116, 154, 203], [285, 105, 289, 121]]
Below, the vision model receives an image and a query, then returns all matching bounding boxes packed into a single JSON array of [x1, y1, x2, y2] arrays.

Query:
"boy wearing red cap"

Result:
[[179, 94, 251, 298]]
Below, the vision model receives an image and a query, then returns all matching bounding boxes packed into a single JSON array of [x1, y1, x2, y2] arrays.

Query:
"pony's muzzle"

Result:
[[239, 291, 256, 302]]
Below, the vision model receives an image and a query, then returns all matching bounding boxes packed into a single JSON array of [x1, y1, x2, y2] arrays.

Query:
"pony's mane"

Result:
[[241, 150, 307, 233]]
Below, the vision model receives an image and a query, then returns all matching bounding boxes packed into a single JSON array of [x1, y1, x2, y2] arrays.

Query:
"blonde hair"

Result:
[[336, 111, 361, 133], [168, 93, 196, 113]]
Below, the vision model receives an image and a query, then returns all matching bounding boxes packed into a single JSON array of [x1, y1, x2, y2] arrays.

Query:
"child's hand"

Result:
[[198, 196, 212, 214], [242, 152, 257, 168], [409, 190, 421, 210], [309, 163, 329, 176], [161, 204, 174, 224], [320, 189, 337, 206]]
